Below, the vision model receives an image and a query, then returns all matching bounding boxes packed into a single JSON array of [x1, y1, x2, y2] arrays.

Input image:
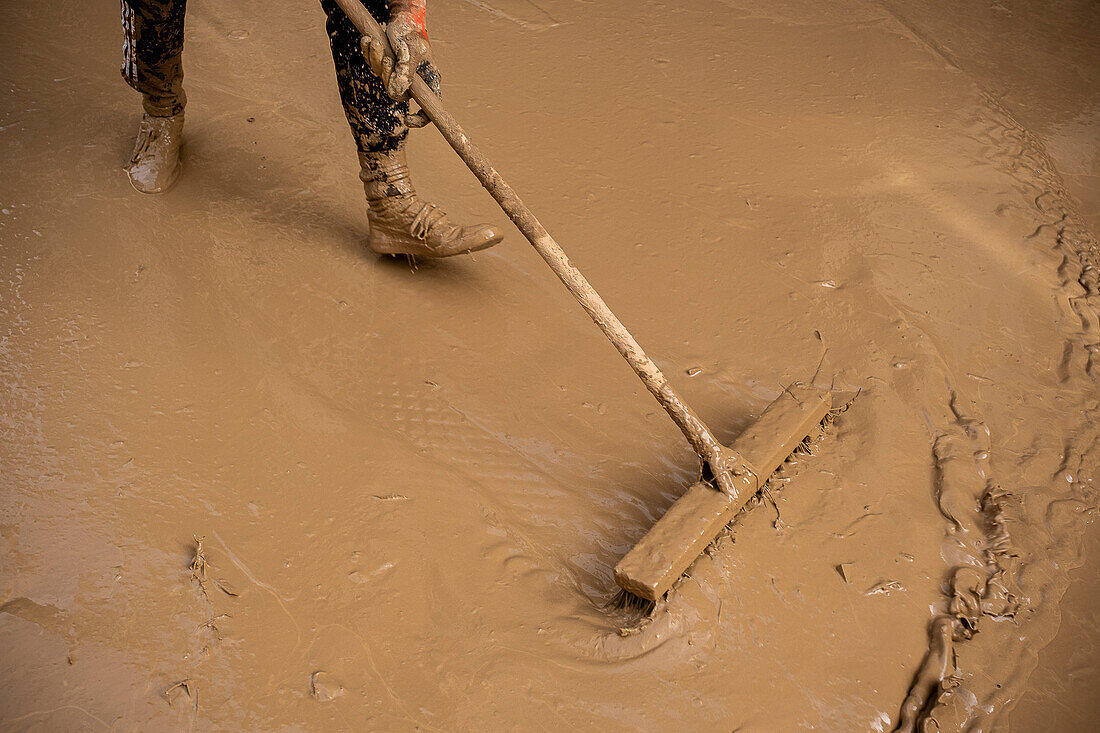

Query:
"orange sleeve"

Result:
[[390, 0, 428, 39]]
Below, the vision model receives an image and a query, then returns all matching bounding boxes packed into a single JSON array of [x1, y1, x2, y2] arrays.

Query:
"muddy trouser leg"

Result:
[[319, 0, 409, 154], [121, 0, 187, 117]]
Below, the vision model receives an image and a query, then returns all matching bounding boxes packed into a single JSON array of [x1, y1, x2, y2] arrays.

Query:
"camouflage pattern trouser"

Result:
[[121, 0, 409, 152]]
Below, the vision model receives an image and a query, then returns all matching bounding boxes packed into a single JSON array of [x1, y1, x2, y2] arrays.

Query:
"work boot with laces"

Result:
[[359, 148, 502, 258], [126, 112, 184, 194]]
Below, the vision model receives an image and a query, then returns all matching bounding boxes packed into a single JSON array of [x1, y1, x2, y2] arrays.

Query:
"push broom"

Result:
[[334, 0, 834, 605]]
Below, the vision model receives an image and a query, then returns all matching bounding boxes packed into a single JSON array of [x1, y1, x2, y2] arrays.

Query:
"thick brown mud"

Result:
[[1, 0, 1098, 730]]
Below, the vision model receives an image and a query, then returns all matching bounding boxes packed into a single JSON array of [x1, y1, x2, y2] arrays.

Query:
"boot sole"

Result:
[[368, 232, 502, 258]]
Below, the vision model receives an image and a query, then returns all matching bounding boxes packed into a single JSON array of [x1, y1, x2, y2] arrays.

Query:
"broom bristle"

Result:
[[607, 587, 657, 615]]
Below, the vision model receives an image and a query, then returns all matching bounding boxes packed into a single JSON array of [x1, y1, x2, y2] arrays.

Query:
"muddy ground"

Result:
[[1, 0, 1098, 730]]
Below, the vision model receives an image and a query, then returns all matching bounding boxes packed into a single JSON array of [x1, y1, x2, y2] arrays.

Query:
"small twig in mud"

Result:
[[199, 613, 232, 640], [811, 347, 830, 384], [188, 536, 239, 598], [163, 678, 194, 706], [864, 579, 905, 596], [779, 381, 798, 401], [190, 536, 210, 599], [835, 387, 861, 415], [761, 485, 785, 530], [371, 493, 409, 501], [211, 577, 239, 597]]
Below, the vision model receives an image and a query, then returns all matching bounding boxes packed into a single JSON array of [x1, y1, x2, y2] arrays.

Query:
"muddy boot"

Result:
[[126, 112, 184, 194], [359, 148, 502, 258]]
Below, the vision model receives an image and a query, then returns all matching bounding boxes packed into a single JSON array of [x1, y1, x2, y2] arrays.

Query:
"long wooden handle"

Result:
[[333, 0, 728, 469]]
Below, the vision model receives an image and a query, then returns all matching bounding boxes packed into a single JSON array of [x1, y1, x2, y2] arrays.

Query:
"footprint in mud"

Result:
[[375, 377, 555, 486]]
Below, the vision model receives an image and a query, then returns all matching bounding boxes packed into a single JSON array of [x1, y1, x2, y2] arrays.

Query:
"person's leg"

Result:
[[319, 0, 502, 258], [320, 0, 407, 154], [121, 0, 187, 193], [122, 0, 187, 117]]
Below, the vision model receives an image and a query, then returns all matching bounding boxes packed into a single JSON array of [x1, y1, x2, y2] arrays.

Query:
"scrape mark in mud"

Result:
[[869, 24, 1099, 724], [897, 383, 1084, 730], [901, 442, 1019, 727]]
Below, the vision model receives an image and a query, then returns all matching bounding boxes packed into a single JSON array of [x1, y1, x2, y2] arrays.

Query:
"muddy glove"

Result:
[[362, 0, 442, 127]]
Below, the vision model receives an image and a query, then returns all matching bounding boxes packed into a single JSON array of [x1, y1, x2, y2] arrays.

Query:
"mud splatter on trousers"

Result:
[[120, 0, 187, 116], [120, 0, 408, 152]]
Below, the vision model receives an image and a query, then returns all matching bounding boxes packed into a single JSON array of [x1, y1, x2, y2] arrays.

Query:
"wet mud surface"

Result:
[[2, 0, 1098, 730]]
